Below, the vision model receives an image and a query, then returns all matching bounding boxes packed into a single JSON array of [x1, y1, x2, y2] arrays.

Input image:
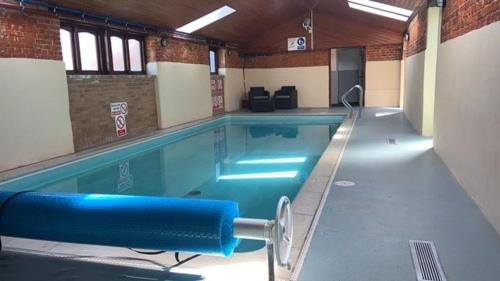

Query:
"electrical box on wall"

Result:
[[428, 0, 446, 7]]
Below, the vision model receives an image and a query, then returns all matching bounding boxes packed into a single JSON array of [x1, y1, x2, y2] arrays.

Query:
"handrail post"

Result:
[[341, 85, 364, 119]]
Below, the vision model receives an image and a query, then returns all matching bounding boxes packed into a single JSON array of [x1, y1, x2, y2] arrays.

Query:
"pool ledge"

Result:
[[279, 115, 356, 281]]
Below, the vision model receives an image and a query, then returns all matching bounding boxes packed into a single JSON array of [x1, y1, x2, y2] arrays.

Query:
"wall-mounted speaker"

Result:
[[160, 37, 169, 47]]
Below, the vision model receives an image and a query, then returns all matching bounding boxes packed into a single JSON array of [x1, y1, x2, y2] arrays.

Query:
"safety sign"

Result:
[[111, 102, 128, 137], [110, 102, 128, 116], [288, 37, 306, 51]]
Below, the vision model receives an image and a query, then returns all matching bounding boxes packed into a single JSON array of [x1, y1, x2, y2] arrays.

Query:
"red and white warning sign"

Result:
[[115, 115, 127, 137], [111, 102, 128, 137]]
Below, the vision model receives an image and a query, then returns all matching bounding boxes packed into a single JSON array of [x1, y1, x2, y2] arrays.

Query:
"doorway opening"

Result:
[[330, 47, 366, 107]]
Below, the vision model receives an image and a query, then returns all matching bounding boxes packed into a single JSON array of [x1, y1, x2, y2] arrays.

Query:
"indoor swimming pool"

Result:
[[0, 115, 344, 251]]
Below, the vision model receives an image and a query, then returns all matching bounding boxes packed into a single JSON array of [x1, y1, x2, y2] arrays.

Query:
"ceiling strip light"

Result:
[[176, 5, 236, 34], [348, 0, 413, 16], [348, 2, 409, 21]]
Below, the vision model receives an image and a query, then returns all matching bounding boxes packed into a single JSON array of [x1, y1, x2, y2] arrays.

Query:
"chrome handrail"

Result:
[[341, 85, 364, 119]]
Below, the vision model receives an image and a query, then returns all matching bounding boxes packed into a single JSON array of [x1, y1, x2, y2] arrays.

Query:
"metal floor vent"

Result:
[[387, 137, 398, 145], [409, 240, 447, 281]]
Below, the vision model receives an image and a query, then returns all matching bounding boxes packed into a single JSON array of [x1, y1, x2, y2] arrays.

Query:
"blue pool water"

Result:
[[0, 115, 343, 252]]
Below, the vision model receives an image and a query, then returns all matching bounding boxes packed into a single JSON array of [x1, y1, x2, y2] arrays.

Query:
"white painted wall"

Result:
[[365, 60, 401, 107], [148, 62, 212, 128], [403, 52, 425, 133], [434, 21, 500, 234], [0, 58, 74, 171], [219, 68, 244, 112], [244, 66, 329, 108]]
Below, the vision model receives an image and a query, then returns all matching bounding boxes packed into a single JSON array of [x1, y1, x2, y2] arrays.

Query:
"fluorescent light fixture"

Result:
[[176, 5, 236, 34], [218, 171, 298, 180], [348, 0, 413, 16], [237, 157, 307, 165], [347, 0, 412, 22]]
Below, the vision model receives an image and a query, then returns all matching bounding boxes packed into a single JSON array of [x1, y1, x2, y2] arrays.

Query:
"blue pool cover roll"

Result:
[[0, 192, 240, 256]]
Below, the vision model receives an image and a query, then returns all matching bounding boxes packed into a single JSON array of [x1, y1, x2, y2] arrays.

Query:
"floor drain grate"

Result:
[[409, 240, 447, 281], [334, 180, 356, 187], [387, 137, 398, 145]]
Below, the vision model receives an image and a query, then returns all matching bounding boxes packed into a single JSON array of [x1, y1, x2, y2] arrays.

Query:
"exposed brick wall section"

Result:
[[68, 75, 158, 151], [441, 0, 500, 43], [404, 7, 427, 57], [218, 48, 244, 68], [146, 36, 209, 64], [244, 50, 329, 68], [0, 8, 62, 60], [366, 44, 403, 61]]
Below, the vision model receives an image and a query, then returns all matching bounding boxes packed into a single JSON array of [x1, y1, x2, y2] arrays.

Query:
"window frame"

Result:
[[107, 32, 127, 74], [75, 27, 103, 74], [126, 36, 146, 74], [209, 47, 219, 75], [60, 21, 146, 75], [59, 26, 76, 73]]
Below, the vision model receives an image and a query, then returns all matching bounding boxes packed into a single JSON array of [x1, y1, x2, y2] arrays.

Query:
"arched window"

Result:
[[78, 31, 99, 71], [58, 23, 145, 74], [128, 39, 143, 72], [59, 28, 74, 71], [110, 36, 125, 72]]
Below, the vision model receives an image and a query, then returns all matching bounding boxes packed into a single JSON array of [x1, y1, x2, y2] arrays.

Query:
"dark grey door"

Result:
[[331, 47, 364, 105]]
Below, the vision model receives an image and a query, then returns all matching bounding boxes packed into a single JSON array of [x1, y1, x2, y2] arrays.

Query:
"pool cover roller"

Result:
[[0, 192, 240, 256]]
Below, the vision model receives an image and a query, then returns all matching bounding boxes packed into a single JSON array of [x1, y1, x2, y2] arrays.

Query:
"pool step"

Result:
[[409, 240, 447, 281]]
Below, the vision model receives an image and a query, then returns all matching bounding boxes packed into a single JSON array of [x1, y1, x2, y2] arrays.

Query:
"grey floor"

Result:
[[299, 108, 500, 281]]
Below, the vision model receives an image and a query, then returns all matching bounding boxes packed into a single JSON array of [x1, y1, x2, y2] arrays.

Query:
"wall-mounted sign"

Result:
[[111, 102, 128, 137], [210, 76, 225, 115], [288, 37, 306, 51], [115, 115, 127, 137], [110, 102, 128, 117]]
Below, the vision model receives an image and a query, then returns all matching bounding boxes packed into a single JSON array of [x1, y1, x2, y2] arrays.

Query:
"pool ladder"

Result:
[[341, 85, 364, 119]]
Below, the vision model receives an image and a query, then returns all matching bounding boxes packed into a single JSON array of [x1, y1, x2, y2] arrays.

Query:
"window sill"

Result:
[[67, 74, 153, 79]]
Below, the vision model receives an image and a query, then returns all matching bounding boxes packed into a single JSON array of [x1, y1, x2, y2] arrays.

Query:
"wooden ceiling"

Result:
[[46, 0, 426, 50]]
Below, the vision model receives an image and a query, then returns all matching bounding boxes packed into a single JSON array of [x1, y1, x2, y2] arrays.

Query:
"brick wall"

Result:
[[404, 7, 427, 57], [0, 7, 62, 60], [146, 36, 209, 64], [68, 75, 158, 151], [441, 0, 500, 43], [366, 44, 403, 61], [244, 50, 329, 68], [218, 48, 244, 68]]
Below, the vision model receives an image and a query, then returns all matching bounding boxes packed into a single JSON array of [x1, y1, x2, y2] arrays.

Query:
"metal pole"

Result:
[[310, 9, 314, 51], [267, 242, 275, 281]]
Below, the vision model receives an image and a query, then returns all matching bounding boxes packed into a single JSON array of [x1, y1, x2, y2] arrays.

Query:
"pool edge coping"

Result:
[[287, 114, 357, 281]]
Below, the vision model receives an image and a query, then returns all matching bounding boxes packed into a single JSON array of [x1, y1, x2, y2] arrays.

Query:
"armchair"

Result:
[[248, 87, 275, 112], [274, 86, 298, 109]]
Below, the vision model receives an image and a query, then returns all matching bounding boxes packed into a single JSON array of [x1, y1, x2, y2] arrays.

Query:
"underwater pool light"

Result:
[[236, 157, 307, 165], [217, 171, 298, 180]]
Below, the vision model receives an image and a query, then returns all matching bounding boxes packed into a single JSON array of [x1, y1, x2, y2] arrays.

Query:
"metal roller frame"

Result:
[[233, 196, 293, 281]]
